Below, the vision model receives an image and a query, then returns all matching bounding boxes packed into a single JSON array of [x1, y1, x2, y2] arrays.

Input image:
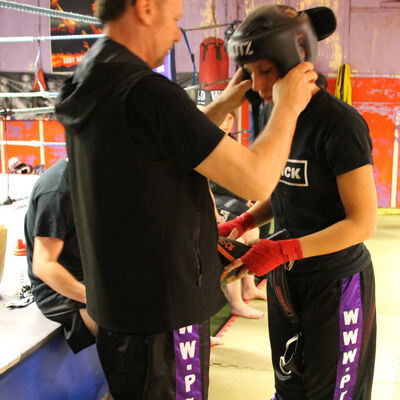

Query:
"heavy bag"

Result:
[[199, 36, 229, 90]]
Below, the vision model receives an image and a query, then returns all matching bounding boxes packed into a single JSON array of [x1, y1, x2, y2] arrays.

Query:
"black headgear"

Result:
[[226, 5, 336, 75]]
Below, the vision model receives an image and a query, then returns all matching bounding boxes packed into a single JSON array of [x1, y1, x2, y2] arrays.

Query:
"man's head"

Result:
[[96, 0, 182, 69], [95, 0, 137, 24], [227, 5, 336, 76], [149, 0, 182, 68]]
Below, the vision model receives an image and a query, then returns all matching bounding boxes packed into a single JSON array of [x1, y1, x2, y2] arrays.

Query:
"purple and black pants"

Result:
[[268, 263, 376, 400], [96, 321, 210, 400]]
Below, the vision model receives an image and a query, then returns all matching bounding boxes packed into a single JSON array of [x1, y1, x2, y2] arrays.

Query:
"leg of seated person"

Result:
[[241, 274, 267, 301], [79, 309, 114, 400], [226, 278, 264, 319], [240, 227, 267, 301], [79, 308, 97, 336], [210, 336, 224, 346]]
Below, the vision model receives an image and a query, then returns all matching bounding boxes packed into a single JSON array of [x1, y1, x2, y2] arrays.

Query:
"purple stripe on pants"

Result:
[[174, 324, 203, 400], [334, 273, 363, 400]]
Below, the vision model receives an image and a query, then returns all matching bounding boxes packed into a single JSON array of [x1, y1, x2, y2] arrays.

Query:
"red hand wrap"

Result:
[[218, 211, 255, 239], [240, 238, 303, 276]]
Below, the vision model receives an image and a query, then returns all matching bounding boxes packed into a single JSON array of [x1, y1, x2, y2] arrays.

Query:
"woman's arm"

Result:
[[222, 164, 377, 280], [299, 164, 377, 257]]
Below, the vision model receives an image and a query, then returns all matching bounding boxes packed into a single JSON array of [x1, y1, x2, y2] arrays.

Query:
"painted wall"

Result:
[[0, 0, 52, 73], [1, 1, 399, 77]]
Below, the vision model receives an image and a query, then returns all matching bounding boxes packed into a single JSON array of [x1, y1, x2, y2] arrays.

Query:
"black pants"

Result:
[[96, 321, 211, 400], [268, 263, 376, 400], [37, 292, 94, 354]]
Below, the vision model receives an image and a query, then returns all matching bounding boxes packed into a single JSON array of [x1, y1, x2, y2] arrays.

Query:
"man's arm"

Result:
[[196, 62, 317, 201], [32, 236, 86, 304]]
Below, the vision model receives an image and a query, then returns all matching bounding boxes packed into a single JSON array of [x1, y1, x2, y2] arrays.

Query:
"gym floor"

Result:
[[2, 182, 399, 398], [208, 214, 400, 400]]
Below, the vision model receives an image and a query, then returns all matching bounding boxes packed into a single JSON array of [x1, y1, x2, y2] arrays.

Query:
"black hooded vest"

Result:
[[56, 38, 226, 333]]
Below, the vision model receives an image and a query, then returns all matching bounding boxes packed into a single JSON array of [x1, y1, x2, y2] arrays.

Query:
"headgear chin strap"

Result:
[[227, 5, 336, 76]]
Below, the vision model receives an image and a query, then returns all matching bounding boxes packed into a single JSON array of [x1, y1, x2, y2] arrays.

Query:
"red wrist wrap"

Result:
[[218, 211, 255, 239], [240, 238, 303, 276]]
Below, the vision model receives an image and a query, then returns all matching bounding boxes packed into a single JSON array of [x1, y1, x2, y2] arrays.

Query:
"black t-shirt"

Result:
[[271, 89, 373, 282], [126, 73, 225, 169], [210, 181, 249, 222], [24, 159, 82, 305]]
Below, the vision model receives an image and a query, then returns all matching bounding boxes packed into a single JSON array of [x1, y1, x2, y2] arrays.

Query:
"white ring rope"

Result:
[[0, 77, 231, 115], [182, 23, 231, 32], [0, 140, 65, 146], [0, 92, 59, 98], [0, 34, 104, 44], [0, 1, 232, 33], [0, 0, 101, 25], [0, 106, 55, 117]]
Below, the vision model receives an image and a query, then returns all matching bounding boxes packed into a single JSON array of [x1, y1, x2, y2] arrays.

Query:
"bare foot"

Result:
[[230, 301, 264, 319], [242, 286, 267, 301], [210, 336, 224, 346]]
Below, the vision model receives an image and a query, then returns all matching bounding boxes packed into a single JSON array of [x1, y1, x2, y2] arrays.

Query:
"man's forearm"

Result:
[[246, 102, 299, 195], [203, 98, 234, 127], [34, 261, 86, 304]]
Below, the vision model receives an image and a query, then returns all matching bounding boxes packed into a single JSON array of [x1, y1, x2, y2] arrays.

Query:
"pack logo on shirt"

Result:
[[280, 159, 308, 187]]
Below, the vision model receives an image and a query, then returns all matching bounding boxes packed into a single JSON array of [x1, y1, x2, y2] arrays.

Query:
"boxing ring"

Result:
[[1, 1, 400, 400]]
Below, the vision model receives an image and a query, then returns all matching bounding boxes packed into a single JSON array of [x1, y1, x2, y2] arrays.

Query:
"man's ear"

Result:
[[135, 0, 156, 25]]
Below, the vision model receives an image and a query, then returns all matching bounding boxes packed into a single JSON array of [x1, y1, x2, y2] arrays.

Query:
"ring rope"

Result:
[[0, 0, 101, 25], [0, 140, 65, 146], [182, 23, 231, 32], [0, 34, 104, 43], [0, 106, 55, 117], [0, 76, 231, 105], [0, 92, 58, 98], [0, 1, 232, 31]]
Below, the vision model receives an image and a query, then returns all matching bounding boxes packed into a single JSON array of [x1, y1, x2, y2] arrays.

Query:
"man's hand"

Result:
[[218, 68, 253, 111], [205, 68, 252, 126], [273, 62, 318, 116]]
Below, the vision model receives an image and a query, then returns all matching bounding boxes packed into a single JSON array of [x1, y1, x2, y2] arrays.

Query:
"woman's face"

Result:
[[244, 59, 281, 102]]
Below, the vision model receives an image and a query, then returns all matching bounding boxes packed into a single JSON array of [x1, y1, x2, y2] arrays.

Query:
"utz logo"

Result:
[[280, 159, 308, 187], [229, 40, 254, 57]]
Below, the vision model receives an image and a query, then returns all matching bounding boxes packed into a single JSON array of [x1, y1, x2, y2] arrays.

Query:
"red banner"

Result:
[[51, 0, 101, 72]]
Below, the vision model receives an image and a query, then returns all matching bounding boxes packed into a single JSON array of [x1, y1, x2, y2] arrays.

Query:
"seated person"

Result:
[[24, 158, 95, 354]]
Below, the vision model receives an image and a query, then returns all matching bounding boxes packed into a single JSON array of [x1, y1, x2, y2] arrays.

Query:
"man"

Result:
[[24, 159, 95, 354], [221, 5, 377, 399], [55, 0, 316, 398]]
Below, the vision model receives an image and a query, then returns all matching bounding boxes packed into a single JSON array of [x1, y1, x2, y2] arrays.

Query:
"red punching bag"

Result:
[[199, 37, 229, 90]]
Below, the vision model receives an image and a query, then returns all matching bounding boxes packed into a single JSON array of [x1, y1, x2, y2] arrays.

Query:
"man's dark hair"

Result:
[[96, 0, 137, 23]]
